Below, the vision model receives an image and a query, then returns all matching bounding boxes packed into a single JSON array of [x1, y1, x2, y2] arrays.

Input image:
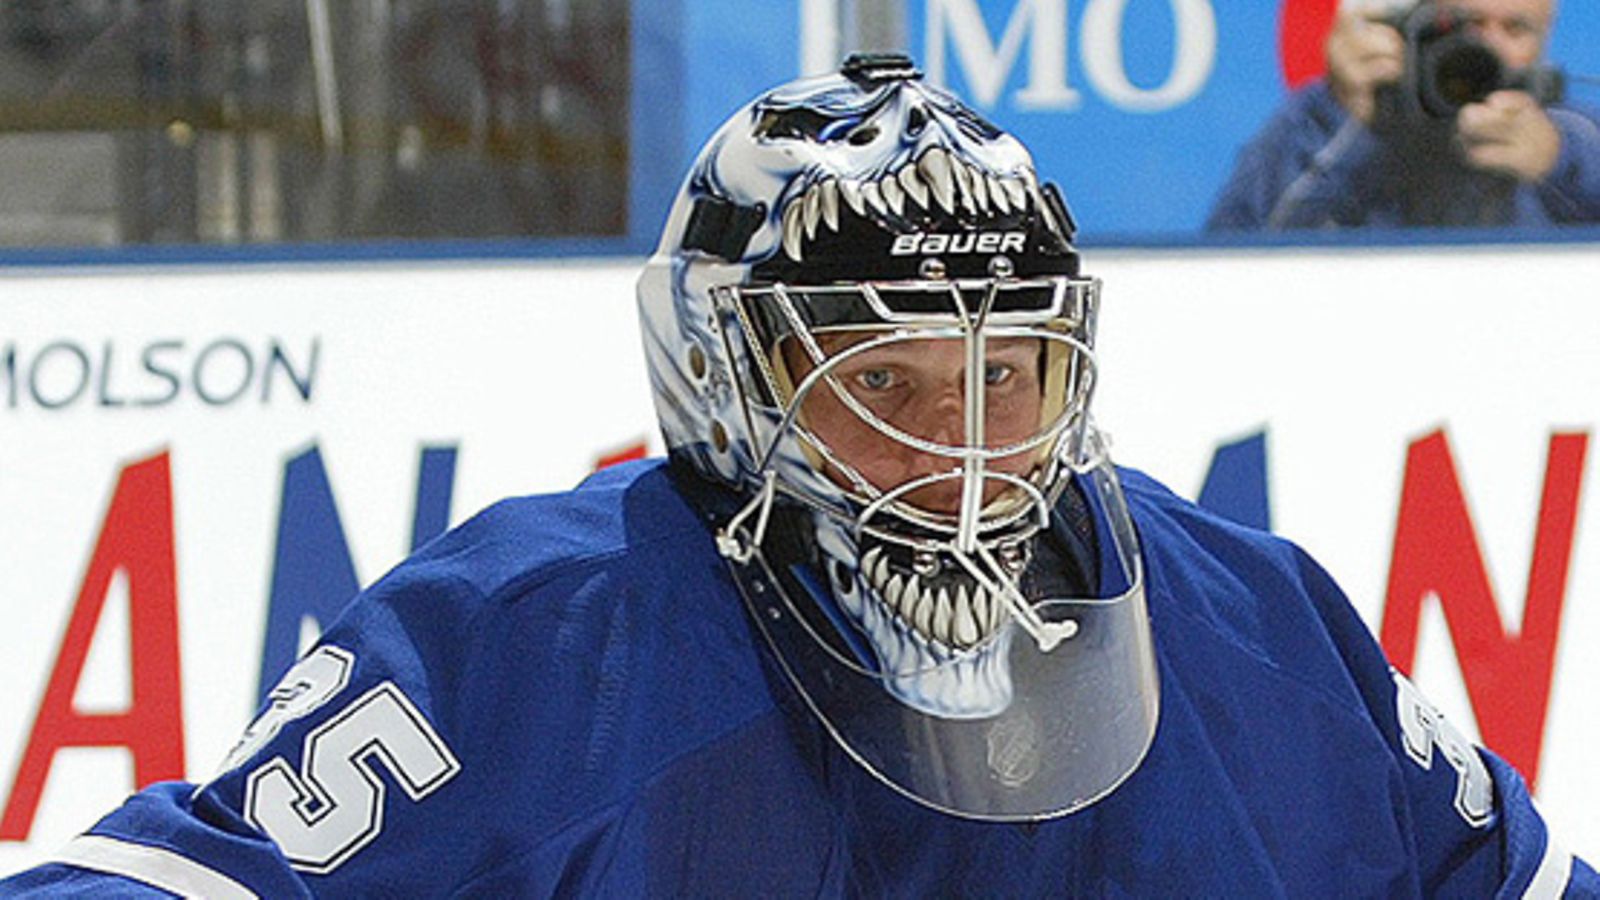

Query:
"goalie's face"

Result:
[[742, 276, 1097, 550], [787, 332, 1046, 514]]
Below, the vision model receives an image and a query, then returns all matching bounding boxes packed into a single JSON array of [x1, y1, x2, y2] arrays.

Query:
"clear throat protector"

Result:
[[714, 271, 1160, 821]]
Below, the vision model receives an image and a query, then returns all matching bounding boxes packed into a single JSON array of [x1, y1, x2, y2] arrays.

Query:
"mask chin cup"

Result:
[[728, 458, 1159, 821]]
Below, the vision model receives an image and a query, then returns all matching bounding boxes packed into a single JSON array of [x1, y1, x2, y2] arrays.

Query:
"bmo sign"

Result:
[[706, 1, 1600, 236], [706, 2, 1304, 233], [892, 0, 1273, 234], [921, 0, 1218, 112]]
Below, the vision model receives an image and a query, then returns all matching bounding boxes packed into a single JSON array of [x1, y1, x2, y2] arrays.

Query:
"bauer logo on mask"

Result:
[[890, 231, 1028, 256]]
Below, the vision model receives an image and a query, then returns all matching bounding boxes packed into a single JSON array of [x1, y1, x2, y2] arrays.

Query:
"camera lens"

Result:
[[1420, 35, 1503, 115]]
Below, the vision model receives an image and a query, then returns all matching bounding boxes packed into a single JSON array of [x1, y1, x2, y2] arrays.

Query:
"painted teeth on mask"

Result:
[[860, 179, 888, 217], [872, 547, 892, 586], [949, 158, 976, 214], [955, 583, 978, 645], [896, 162, 930, 209], [778, 163, 1038, 261], [838, 179, 866, 217], [906, 573, 927, 625], [889, 570, 915, 621], [848, 541, 1018, 715], [988, 174, 1011, 214], [859, 545, 999, 652], [982, 580, 1002, 633], [917, 148, 957, 215], [884, 571, 904, 611], [932, 586, 953, 645], [782, 200, 805, 261], [880, 173, 906, 215], [966, 164, 989, 212], [819, 179, 840, 231], [912, 577, 934, 635], [1003, 176, 1028, 213]]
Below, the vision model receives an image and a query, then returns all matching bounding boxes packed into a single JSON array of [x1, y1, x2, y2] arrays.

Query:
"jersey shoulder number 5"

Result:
[[219, 645, 462, 874]]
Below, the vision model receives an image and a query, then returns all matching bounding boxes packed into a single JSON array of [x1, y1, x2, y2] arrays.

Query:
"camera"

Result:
[[1386, 2, 1564, 118]]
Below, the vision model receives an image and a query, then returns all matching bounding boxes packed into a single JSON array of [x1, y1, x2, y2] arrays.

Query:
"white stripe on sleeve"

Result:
[[1522, 830, 1574, 900], [53, 834, 258, 900]]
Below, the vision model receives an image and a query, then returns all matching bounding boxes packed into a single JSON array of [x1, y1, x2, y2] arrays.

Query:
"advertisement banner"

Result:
[[0, 261, 657, 873], [1094, 243, 1599, 854]]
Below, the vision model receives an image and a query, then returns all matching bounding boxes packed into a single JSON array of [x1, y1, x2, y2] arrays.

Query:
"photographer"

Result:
[[1206, 0, 1600, 230]]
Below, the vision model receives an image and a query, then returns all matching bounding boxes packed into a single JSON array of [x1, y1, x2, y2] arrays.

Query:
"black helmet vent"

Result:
[[841, 52, 923, 84]]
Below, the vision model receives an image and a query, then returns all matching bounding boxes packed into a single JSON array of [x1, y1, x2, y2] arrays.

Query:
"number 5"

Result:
[[1393, 670, 1493, 828], [245, 681, 461, 874]]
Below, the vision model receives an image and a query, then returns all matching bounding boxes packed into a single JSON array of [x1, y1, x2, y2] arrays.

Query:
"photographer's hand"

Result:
[[1458, 90, 1561, 181], [1326, 11, 1403, 125]]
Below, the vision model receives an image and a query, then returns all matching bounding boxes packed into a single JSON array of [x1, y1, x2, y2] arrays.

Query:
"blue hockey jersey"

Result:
[[2, 459, 1592, 897]]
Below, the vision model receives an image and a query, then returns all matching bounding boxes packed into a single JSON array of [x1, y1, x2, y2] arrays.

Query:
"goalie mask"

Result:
[[637, 54, 1158, 821]]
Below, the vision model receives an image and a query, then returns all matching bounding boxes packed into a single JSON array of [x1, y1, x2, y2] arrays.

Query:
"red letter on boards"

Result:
[[0, 452, 186, 841], [1380, 430, 1587, 789]]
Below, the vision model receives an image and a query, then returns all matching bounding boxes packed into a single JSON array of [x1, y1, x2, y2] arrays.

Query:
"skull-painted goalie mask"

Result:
[[638, 55, 1158, 820]]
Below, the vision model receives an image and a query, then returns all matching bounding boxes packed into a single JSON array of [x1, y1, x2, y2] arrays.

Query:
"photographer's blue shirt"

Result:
[[1, 460, 1593, 896], [1206, 79, 1600, 231]]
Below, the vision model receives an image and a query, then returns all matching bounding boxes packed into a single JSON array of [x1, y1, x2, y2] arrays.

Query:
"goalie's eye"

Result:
[[756, 108, 866, 143]]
